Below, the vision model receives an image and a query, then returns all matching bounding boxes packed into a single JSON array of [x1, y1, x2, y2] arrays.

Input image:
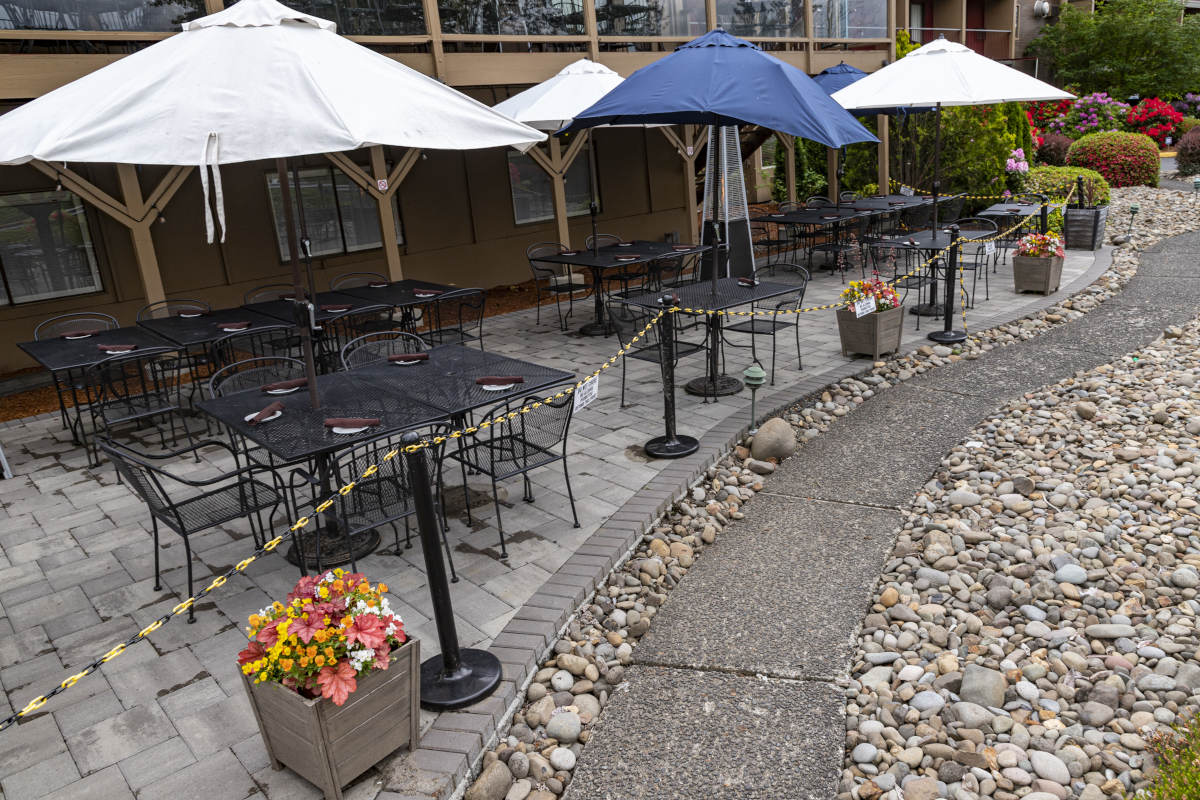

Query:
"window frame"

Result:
[[0, 188, 106, 307], [506, 139, 599, 227]]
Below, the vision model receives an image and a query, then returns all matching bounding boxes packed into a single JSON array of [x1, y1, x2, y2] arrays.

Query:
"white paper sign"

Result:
[[574, 377, 599, 412], [984, 241, 996, 256], [854, 296, 877, 318], [899, 186, 915, 197], [377, 178, 388, 192]]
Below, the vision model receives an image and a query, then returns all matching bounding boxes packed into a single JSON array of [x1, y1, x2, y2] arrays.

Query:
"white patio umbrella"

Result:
[[0, 0, 545, 405], [493, 59, 623, 248], [831, 37, 1072, 344]]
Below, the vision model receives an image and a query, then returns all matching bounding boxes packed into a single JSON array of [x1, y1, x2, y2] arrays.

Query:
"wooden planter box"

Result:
[[1012, 254, 1063, 295], [242, 638, 420, 800], [837, 304, 904, 360], [1064, 205, 1108, 251]]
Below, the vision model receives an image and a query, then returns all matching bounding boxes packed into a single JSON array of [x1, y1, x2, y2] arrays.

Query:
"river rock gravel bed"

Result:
[[461, 188, 1199, 800]]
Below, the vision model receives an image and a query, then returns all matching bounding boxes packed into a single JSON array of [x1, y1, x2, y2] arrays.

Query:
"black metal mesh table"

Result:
[[620, 278, 801, 458], [876, 228, 987, 317], [136, 308, 282, 348], [750, 208, 866, 226], [537, 241, 710, 336], [335, 278, 454, 309], [242, 290, 380, 324], [18, 326, 175, 372]]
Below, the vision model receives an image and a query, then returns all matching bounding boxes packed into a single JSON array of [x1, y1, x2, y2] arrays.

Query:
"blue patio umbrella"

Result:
[[562, 29, 877, 148], [812, 62, 868, 96]]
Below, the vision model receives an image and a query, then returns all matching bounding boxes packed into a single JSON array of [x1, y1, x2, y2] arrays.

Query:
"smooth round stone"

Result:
[[897, 665, 925, 682], [1054, 564, 1087, 585], [1021, 605, 1048, 622], [550, 670, 574, 692], [859, 719, 885, 737], [852, 743, 879, 763], [1025, 621, 1052, 639], [545, 711, 582, 744], [549, 747, 576, 771], [911, 690, 946, 713], [1029, 751, 1071, 784]]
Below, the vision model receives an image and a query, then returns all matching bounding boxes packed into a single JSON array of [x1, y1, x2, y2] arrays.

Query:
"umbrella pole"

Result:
[[291, 161, 319, 301], [710, 124, 721, 298], [275, 157, 321, 409], [931, 103, 942, 242]]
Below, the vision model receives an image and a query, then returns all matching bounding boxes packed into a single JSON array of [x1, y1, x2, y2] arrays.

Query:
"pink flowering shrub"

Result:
[[1066, 131, 1159, 187]]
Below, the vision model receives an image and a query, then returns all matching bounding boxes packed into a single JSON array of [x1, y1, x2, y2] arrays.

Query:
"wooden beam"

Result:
[[116, 164, 166, 306], [142, 166, 192, 222], [877, 115, 890, 195], [548, 137, 572, 247], [775, 133, 796, 203], [826, 147, 838, 202], [369, 146, 404, 280], [326, 152, 378, 197], [582, 0, 599, 59], [385, 149, 422, 197], [419, 0, 446, 79], [31, 160, 137, 228]]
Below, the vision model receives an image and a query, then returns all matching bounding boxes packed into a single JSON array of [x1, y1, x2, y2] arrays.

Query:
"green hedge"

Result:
[[1066, 131, 1160, 187], [1022, 166, 1112, 235]]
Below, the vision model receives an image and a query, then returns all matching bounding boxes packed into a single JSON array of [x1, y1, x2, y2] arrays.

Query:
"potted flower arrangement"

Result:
[[238, 569, 419, 800], [836, 274, 903, 360], [1012, 232, 1065, 295]]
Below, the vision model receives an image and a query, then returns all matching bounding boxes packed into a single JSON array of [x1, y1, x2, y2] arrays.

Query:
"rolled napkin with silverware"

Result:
[[97, 344, 136, 352], [218, 321, 251, 331], [323, 417, 380, 428], [60, 329, 102, 338], [260, 378, 308, 392], [476, 376, 524, 386], [250, 401, 285, 424], [737, 277, 759, 287], [320, 304, 353, 312], [413, 288, 444, 297], [387, 353, 429, 362]]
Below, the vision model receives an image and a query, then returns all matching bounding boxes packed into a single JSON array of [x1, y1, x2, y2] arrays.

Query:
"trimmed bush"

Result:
[[1047, 92, 1129, 139], [1179, 117, 1200, 137], [1067, 131, 1160, 187], [1176, 126, 1200, 175], [1036, 133, 1073, 166], [1127, 97, 1183, 147], [1023, 166, 1111, 235]]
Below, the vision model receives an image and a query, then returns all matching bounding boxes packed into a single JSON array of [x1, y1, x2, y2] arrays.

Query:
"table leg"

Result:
[[910, 251, 943, 317], [404, 432, 501, 709], [285, 453, 380, 571], [578, 266, 613, 336], [643, 307, 698, 459], [684, 314, 743, 399]]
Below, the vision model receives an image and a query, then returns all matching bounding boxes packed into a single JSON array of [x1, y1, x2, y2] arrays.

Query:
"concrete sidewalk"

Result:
[[566, 231, 1200, 799]]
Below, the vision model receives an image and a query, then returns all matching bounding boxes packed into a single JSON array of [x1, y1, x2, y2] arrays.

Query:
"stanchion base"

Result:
[[579, 321, 614, 337], [684, 374, 743, 397], [928, 329, 967, 344], [285, 529, 380, 570], [420, 648, 502, 710], [644, 434, 700, 459], [909, 303, 941, 317]]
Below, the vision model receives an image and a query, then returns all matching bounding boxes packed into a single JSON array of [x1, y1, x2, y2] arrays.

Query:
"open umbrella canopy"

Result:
[[493, 59, 624, 131], [832, 37, 1073, 112], [0, 0, 545, 168], [811, 62, 867, 96], [563, 28, 876, 147]]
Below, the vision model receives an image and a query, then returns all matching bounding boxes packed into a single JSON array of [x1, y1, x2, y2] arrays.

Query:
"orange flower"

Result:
[[279, 658, 294, 671], [306, 645, 318, 658], [324, 646, 336, 661], [299, 656, 310, 667], [357, 582, 369, 593], [378, 583, 388, 594], [248, 614, 262, 628], [313, 629, 328, 644], [333, 580, 344, 593], [314, 655, 326, 667]]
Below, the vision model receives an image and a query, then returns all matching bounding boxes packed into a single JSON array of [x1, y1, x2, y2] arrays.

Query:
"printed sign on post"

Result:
[[899, 186, 914, 197], [377, 179, 388, 192], [574, 377, 599, 412], [854, 296, 877, 318], [984, 241, 996, 256]]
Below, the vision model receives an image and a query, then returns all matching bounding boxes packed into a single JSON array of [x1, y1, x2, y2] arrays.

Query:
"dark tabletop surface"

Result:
[[751, 208, 865, 225], [242, 290, 380, 324], [336, 278, 455, 308], [622, 277, 801, 313], [872, 228, 988, 251], [136, 308, 283, 347], [844, 194, 936, 210], [978, 201, 1050, 217], [537, 240, 709, 271], [197, 344, 574, 462], [18, 326, 176, 372]]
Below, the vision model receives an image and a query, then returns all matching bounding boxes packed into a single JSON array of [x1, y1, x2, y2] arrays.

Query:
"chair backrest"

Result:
[[136, 300, 211, 321], [210, 325, 299, 369], [513, 384, 575, 454], [585, 233, 622, 250], [806, 196, 833, 208], [34, 312, 119, 340], [330, 271, 388, 291], [951, 217, 999, 235], [840, 191, 861, 201], [761, 264, 810, 311], [527, 242, 567, 280], [207, 356, 306, 398], [901, 203, 933, 230], [244, 283, 296, 304], [778, 201, 801, 212], [85, 347, 179, 408], [98, 440, 172, 516], [1016, 192, 1047, 205], [604, 298, 661, 353], [939, 195, 965, 221], [340, 331, 428, 370], [432, 288, 485, 335]]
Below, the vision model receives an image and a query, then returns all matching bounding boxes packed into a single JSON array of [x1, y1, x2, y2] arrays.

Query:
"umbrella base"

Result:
[[644, 433, 700, 459], [909, 303, 942, 317], [579, 320, 614, 337], [685, 374, 743, 397], [927, 329, 967, 344], [285, 529, 381, 570], [420, 649, 502, 710]]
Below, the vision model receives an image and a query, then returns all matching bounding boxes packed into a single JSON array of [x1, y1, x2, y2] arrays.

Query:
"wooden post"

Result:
[[877, 114, 890, 195], [659, 126, 702, 242], [369, 146, 404, 280], [548, 137, 571, 247], [776, 132, 796, 203], [826, 146, 838, 202], [582, 0, 598, 59], [116, 164, 166, 306]]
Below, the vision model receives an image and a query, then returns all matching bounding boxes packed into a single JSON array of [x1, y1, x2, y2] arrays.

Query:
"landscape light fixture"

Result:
[[743, 362, 766, 434]]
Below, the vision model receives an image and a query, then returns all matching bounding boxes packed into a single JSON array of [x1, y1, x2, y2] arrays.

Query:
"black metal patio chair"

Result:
[[99, 438, 292, 623], [243, 283, 296, 304], [340, 331, 428, 370], [34, 311, 120, 432], [605, 297, 705, 407], [526, 242, 588, 330], [722, 264, 809, 385], [950, 217, 999, 307], [210, 325, 301, 371], [329, 271, 388, 291], [444, 385, 580, 560], [425, 288, 486, 350]]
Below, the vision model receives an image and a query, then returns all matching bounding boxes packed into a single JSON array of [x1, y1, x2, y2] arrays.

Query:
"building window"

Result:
[[0, 190, 103, 306], [595, 0, 707, 36], [908, 3, 924, 41], [716, 0, 806, 37], [507, 142, 595, 225], [266, 167, 404, 262], [0, 0, 204, 31], [812, 0, 887, 37], [440, 0, 584, 35]]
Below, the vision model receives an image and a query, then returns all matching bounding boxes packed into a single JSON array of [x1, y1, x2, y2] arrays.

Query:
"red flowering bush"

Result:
[[1127, 97, 1183, 147], [1036, 133, 1074, 166], [1066, 132, 1160, 187], [1176, 127, 1200, 175]]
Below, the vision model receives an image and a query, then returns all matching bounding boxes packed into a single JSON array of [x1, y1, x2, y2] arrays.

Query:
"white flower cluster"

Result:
[[348, 646, 375, 673]]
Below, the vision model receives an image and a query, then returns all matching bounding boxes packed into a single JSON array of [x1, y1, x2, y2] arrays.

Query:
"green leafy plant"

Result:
[[895, 29, 920, 58], [1067, 131, 1160, 187], [1024, 165, 1111, 206], [1037, 133, 1074, 165], [1046, 93, 1130, 139], [1143, 716, 1200, 799], [771, 135, 828, 201], [1176, 126, 1200, 174], [1028, 0, 1200, 99]]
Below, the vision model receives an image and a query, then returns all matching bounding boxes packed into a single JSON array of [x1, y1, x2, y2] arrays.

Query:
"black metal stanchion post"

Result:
[[404, 432, 501, 709], [927, 225, 966, 345], [644, 301, 699, 459], [1040, 198, 1049, 235]]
